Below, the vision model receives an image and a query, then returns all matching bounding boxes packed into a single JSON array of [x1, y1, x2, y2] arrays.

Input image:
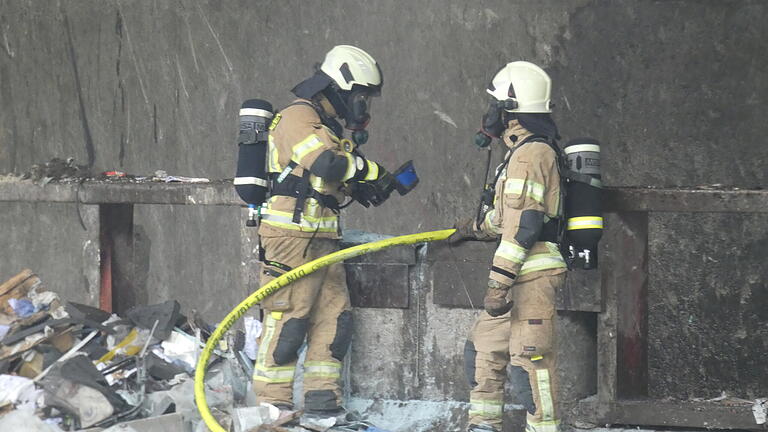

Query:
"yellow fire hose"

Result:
[[194, 228, 455, 432]]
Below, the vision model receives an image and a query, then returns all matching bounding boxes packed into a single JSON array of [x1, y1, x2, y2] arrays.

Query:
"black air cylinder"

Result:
[[564, 137, 603, 269], [235, 99, 274, 205]]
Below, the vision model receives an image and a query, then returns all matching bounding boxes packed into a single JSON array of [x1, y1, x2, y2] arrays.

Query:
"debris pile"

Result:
[[5, 158, 211, 185], [0, 270, 387, 432], [0, 269, 253, 431]]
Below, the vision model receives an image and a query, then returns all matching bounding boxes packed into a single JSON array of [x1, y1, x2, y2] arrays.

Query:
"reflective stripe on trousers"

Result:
[[253, 364, 296, 383], [468, 399, 503, 419], [260, 207, 338, 233], [304, 361, 341, 380], [253, 315, 296, 384], [526, 420, 559, 432], [535, 369, 555, 420]]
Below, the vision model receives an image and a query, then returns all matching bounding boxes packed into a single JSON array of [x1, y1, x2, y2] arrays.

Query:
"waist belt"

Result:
[[539, 218, 560, 243], [270, 172, 340, 224]]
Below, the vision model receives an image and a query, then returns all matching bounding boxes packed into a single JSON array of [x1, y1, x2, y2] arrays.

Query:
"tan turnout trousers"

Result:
[[467, 269, 564, 431], [253, 236, 352, 411]]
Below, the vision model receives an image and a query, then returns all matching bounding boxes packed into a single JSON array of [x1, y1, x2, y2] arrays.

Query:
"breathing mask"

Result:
[[474, 99, 517, 148], [344, 90, 375, 145]]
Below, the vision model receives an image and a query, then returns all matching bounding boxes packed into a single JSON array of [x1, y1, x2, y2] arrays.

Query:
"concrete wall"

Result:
[[1, 0, 766, 422]]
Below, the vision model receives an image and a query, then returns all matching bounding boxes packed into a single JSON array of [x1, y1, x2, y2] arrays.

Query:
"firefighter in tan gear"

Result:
[[451, 62, 567, 432], [254, 45, 397, 423]]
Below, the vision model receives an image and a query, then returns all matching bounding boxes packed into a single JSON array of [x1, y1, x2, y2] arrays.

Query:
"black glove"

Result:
[[348, 169, 395, 207]]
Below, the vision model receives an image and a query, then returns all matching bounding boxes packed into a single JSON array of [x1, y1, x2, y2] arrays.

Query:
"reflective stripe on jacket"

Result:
[[259, 100, 356, 239], [479, 124, 566, 285]]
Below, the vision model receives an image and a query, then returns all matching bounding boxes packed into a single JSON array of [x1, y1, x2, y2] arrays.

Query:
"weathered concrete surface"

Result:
[[131, 204, 244, 320], [648, 212, 768, 400], [0, 0, 767, 429], [0, 202, 100, 306]]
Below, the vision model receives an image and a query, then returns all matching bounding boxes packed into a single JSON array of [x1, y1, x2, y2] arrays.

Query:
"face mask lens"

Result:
[[352, 92, 371, 115], [346, 91, 372, 130]]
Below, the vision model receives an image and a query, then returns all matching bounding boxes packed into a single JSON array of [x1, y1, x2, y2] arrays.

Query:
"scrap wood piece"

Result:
[[0, 269, 40, 315], [0, 325, 75, 361], [0, 269, 35, 296], [1, 318, 73, 346], [254, 426, 292, 432]]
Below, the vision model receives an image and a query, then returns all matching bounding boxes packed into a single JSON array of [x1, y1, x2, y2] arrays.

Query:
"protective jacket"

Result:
[[258, 99, 380, 239], [466, 121, 566, 432], [476, 122, 567, 284]]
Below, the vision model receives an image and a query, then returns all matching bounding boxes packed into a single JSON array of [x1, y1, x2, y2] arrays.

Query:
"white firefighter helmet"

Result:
[[320, 45, 382, 92], [487, 61, 551, 113]]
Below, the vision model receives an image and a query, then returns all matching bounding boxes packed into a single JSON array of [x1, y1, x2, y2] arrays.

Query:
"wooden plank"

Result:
[[577, 399, 761, 430]]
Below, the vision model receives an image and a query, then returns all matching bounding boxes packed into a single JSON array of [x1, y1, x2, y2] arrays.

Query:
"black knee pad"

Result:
[[464, 340, 478, 388], [330, 310, 353, 361], [304, 389, 339, 412], [273, 318, 309, 365], [509, 365, 535, 415]]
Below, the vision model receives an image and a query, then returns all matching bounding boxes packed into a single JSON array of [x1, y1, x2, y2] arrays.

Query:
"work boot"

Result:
[[467, 424, 500, 432]]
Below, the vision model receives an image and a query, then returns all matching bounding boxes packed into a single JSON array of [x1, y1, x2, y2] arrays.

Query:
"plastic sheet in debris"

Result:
[[159, 330, 198, 371], [754, 398, 767, 425], [0, 374, 41, 410], [0, 409, 64, 431], [231, 404, 280, 432], [8, 298, 35, 317], [243, 316, 262, 361]]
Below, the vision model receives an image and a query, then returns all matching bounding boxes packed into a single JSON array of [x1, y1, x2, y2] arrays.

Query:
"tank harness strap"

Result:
[[561, 169, 603, 188], [292, 170, 312, 224], [267, 100, 344, 224], [270, 172, 341, 219], [538, 219, 560, 243]]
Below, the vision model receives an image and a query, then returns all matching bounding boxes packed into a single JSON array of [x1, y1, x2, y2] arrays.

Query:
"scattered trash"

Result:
[[0, 269, 252, 430], [20, 158, 90, 184], [102, 171, 126, 178], [153, 170, 210, 184], [0, 269, 397, 431], [243, 316, 262, 361], [754, 398, 767, 425], [0, 409, 64, 432], [8, 298, 35, 317], [232, 403, 281, 431]]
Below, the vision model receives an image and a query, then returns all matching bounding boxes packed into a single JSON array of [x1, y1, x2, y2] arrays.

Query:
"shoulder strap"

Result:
[[283, 100, 344, 137]]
